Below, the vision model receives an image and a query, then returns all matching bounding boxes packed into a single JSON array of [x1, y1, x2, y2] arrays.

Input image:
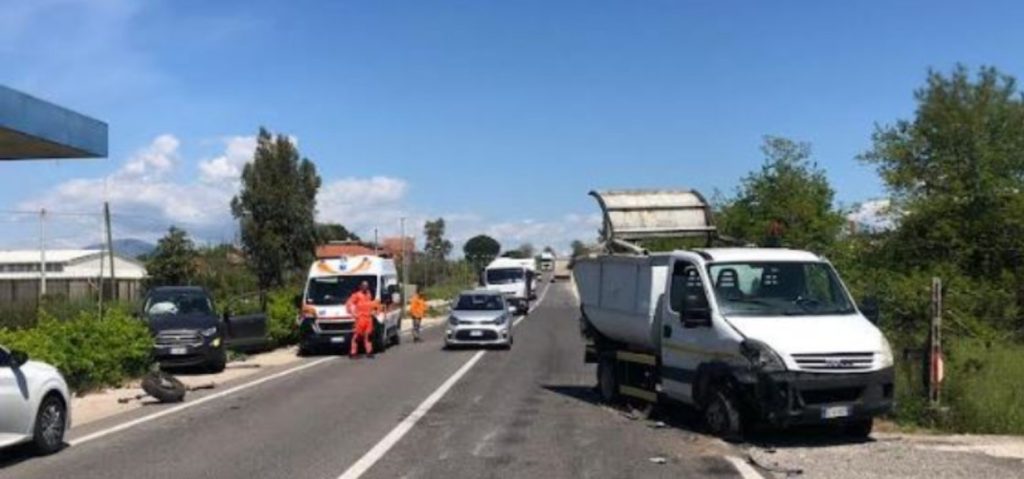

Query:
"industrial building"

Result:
[[0, 249, 146, 304]]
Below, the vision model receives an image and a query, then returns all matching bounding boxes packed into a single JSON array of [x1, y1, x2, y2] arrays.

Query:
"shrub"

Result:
[[0, 307, 153, 392], [266, 289, 300, 348]]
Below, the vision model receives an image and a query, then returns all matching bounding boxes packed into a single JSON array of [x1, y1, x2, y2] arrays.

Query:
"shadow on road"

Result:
[[542, 384, 877, 449], [0, 442, 68, 470]]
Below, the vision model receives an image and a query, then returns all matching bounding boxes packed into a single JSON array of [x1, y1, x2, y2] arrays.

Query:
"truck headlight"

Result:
[[878, 337, 894, 368], [740, 339, 786, 372]]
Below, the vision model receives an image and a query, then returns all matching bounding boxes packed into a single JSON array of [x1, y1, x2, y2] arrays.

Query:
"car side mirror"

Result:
[[1, 348, 29, 368], [508, 305, 517, 314], [860, 297, 880, 324]]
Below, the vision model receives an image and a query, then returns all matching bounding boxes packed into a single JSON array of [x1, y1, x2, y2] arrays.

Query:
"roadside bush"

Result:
[[0, 307, 152, 392], [266, 289, 300, 348]]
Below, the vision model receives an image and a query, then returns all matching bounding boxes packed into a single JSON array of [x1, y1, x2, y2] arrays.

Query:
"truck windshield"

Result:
[[486, 268, 524, 284], [454, 294, 504, 311], [707, 262, 855, 317], [306, 275, 377, 305], [145, 291, 213, 316]]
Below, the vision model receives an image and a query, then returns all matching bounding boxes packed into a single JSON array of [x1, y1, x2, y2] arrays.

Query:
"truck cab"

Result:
[[297, 255, 402, 354], [657, 248, 893, 437]]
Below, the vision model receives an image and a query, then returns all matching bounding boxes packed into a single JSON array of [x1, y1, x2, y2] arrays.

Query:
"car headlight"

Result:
[[448, 316, 459, 326], [492, 314, 508, 325], [740, 339, 786, 372], [878, 337, 894, 368], [200, 326, 218, 337]]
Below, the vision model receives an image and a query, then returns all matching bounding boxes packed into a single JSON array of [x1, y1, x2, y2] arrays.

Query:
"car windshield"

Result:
[[707, 261, 856, 317], [306, 275, 377, 305], [486, 268, 524, 284], [144, 291, 213, 316], [454, 294, 505, 311]]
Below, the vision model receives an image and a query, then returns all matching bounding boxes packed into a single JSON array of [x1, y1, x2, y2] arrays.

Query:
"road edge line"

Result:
[[723, 455, 765, 479], [69, 356, 336, 447], [337, 350, 487, 479]]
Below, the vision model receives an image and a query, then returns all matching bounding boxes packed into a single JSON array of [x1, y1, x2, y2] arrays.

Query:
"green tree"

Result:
[[423, 218, 452, 261], [861, 65, 1024, 279], [570, 240, 587, 257], [463, 234, 501, 269], [231, 127, 322, 290], [146, 226, 198, 286], [716, 136, 844, 252], [316, 223, 360, 244]]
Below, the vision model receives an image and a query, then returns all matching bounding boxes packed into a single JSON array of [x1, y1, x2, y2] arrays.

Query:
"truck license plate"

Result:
[[330, 336, 346, 343], [470, 330, 483, 337], [170, 347, 188, 355], [822, 406, 851, 419]]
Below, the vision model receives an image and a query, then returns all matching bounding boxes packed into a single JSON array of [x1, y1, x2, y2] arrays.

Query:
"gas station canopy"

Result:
[[0, 85, 107, 160]]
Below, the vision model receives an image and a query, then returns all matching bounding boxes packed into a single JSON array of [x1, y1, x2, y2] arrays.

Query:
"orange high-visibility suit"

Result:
[[409, 293, 428, 342], [346, 290, 379, 357]]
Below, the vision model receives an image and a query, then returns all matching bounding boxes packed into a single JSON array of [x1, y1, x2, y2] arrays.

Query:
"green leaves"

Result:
[[463, 234, 500, 270], [146, 226, 199, 287], [716, 135, 844, 253], [231, 128, 322, 290]]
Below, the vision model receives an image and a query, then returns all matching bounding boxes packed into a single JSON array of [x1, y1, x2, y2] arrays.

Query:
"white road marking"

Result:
[[338, 281, 552, 478], [69, 356, 337, 447], [337, 350, 486, 479], [724, 455, 765, 479]]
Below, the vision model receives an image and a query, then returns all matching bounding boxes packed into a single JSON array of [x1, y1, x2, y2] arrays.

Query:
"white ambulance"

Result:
[[297, 255, 402, 354]]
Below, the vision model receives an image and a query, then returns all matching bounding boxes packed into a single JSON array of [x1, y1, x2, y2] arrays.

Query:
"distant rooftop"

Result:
[[0, 85, 108, 160]]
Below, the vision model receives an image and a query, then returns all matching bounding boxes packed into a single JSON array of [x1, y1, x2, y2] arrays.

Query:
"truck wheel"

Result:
[[845, 418, 873, 439], [32, 394, 66, 455], [704, 387, 744, 442], [597, 356, 619, 403]]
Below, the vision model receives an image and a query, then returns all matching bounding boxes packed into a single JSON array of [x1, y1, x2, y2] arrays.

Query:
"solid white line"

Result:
[[337, 350, 487, 479], [338, 280, 552, 478], [69, 356, 336, 447], [724, 455, 765, 479]]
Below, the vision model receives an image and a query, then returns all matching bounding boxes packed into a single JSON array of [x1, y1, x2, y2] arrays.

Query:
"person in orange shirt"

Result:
[[346, 281, 379, 358], [408, 291, 428, 342]]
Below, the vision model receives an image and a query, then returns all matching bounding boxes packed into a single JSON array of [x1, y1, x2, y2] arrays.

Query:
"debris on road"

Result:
[[648, 456, 667, 464], [746, 452, 804, 476], [649, 421, 667, 429]]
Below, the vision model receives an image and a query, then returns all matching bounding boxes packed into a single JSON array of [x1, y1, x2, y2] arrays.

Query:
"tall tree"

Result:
[[463, 234, 501, 269], [423, 218, 452, 261], [861, 65, 1024, 278], [517, 243, 535, 258], [316, 223, 360, 244], [146, 226, 198, 286], [716, 136, 844, 252], [231, 128, 322, 290]]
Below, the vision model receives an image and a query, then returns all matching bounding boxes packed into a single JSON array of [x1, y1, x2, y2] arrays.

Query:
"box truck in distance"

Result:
[[574, 190, 894, 440]]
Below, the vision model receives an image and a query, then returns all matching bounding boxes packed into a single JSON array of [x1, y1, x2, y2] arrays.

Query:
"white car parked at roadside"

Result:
[[0, 346, 70, 454]]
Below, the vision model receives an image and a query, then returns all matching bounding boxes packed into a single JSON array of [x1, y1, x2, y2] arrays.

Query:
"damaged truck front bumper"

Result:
[[734, 367, 895, 427]]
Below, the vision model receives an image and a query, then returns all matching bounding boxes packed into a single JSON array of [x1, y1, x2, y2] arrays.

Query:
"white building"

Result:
[[0, 249, 147, 304]]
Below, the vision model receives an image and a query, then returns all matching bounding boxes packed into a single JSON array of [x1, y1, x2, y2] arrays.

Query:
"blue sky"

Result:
[[3, 0, 1024, 253]]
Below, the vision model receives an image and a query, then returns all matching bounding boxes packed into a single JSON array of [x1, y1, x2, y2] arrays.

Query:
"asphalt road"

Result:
[[0, 280, 741, 479]]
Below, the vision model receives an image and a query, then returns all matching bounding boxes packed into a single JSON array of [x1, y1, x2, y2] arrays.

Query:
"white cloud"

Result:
[[198, 136, 258, 185], [118, 134, 179, 180], [847, 199, 897, 231]]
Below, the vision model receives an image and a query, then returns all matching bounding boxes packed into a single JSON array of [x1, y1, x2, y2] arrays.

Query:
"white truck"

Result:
[[296, 254, 403, 354], [538, 252, 555, 272], [483, 257, 536, 314], [575, 189, 894, 440]]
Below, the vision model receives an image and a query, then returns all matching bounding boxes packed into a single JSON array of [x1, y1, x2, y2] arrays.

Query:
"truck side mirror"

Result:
[[860, 297, 880, 324]]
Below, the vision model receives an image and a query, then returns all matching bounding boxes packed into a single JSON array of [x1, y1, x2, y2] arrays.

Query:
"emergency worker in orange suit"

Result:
[[346, 281, 379, 358]]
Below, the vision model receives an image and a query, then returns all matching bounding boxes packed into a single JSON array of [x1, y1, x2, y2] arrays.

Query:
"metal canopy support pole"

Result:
[[104, 202, 116, 301]]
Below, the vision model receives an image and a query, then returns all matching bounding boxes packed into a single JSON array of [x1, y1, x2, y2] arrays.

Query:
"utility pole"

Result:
[[39, 208, 47, 298], [374, 228, 379, 255], [104, 202, 116, 301], [929, 277, 944, 407]]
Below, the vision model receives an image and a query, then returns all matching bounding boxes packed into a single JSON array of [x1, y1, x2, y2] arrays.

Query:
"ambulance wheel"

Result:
[[372, 324, 386, 352]]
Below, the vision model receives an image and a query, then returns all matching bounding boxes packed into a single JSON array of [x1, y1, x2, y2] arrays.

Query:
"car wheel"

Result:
[[845, 418, 873, 439], [142, 371, 187, 403], [704, 386, 744, 442], [597, 356, 619, 404], [32, 394, 66, 455], [206, 347, 227, 373]]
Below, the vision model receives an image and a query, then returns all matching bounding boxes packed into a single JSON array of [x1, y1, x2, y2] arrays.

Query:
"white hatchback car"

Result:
[[0, 346, 71, 454]]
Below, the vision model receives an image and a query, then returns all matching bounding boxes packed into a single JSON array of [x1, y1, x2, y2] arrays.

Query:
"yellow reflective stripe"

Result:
[[619, 385, 657, 403], [616, 351, 657, 366]]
